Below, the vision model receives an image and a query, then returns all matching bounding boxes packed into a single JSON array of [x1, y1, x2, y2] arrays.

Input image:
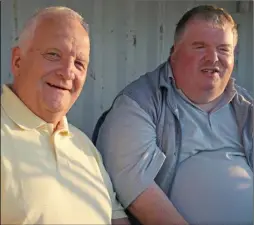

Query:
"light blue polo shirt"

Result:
[[170, 83, 253, 225]]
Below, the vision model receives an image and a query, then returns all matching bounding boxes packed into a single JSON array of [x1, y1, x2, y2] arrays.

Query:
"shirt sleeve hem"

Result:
[[117, 150, 166, 208]]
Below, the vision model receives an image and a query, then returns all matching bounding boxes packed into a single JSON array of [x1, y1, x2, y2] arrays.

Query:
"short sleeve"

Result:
[[69, 125, 128, 220], [91, 145, 127, 219], [96, 95, 166, 208]]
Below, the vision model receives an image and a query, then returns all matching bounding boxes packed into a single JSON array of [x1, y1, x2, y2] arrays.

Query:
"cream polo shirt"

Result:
[[1, 85, 126, 225]]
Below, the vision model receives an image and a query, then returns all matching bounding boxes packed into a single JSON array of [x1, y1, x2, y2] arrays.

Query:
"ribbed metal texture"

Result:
[[1, 0, 253, 136]]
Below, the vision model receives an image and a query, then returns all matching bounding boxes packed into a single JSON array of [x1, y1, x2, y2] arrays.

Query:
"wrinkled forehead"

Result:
[[185, 18, 234, 33], [31, 16, 90, 55], [35, 15, 88, 38], [180, 19, 235, 44]]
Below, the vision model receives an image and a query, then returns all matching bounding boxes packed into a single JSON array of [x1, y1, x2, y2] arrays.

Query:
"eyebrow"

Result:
[[45, 48, 61, 52], [76, 56, 88, 63], [217, 44, 232, 48], [76, 52, 89, 60], [192, 41, 206, 46], [191, 42, 232, 48]]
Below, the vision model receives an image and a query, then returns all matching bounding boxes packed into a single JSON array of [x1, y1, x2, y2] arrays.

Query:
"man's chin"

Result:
[[44, 101, 68, 114]]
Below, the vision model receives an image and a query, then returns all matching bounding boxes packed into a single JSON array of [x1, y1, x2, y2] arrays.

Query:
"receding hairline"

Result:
[[32, 6, 88, 30], [17, 6, 89, 54], [173, 5, 238, 47], [175, 17, 237, 47]]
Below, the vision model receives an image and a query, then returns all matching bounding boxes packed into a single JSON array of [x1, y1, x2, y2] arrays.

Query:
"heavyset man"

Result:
[[95, 5, 253, 225]]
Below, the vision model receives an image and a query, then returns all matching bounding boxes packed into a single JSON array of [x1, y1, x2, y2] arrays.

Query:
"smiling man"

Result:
[[1, 6, 129, 225], [94, 5, 253, 225]]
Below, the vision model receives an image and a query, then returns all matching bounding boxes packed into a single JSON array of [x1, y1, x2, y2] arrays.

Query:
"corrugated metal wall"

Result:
[[1, 0, 253, 137]]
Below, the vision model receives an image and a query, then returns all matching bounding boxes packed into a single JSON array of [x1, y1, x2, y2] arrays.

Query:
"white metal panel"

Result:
[[1, 0, 253, 137]]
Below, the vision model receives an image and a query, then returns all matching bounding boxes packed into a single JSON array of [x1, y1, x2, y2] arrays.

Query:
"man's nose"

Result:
[[205, 48, 219, 63], [58, 60, 75, 80]]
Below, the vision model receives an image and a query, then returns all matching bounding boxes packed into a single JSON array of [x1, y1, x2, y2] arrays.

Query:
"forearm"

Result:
[[128, 182, 188, 225]]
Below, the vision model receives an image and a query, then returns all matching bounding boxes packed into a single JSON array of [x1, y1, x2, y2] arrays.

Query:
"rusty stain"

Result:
[[89, 69, 96, 80], [160, 25, 164, 34], [159, 24, 164, 41], [133, 34, 137, 47]]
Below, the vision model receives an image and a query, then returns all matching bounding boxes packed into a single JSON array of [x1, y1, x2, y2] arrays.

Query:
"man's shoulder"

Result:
[[68, 124, 93, 145], [121, 62, 166, 97], [69, 124, 104, 164], [1, 105, 14, 132], [234, 84, 253, 104], [118, 62, 168, 110], [1, 106, 18, 158]]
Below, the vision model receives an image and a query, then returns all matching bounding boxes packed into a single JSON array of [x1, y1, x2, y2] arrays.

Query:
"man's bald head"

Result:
[[18, 6, 89, 55]]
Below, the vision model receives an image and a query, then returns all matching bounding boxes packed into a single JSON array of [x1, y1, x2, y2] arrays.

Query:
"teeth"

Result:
[[48, 83, 65, 90], [202, 69, 218, 73]]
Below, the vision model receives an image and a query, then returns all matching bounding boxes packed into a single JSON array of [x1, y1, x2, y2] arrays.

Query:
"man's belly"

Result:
[[170, 150, 253, 225]]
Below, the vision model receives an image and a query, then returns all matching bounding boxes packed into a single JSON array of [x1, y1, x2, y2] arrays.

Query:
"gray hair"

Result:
[[17, 6, 89, 54]]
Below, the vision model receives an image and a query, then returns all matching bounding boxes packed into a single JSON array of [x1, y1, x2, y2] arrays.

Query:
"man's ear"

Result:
[[170, 46, 177, 63], [170, 44, 180, 64], [11, 46, 22, 77]]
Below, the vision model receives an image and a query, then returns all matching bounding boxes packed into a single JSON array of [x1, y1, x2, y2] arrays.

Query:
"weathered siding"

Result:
[[1, 0, 253, 136]]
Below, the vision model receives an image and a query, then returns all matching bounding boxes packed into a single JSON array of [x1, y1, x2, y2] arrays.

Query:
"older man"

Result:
[[94, 5, 253, 225], [1, 7, 129, 225]]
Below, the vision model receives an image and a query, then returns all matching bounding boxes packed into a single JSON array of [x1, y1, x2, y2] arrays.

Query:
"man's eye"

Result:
[[219, 48, 233, 55], [75, 61, 85, 69], [48, 52, 59, 56], [220, 48, 230, 52], [195, 45, 205, 49], [43, 52, 60, 60]]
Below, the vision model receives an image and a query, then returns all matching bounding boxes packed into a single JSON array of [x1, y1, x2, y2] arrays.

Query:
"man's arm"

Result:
[[96, 95, 188, 225], [129, 182, 188, 225], [89, 140, 130, 223]]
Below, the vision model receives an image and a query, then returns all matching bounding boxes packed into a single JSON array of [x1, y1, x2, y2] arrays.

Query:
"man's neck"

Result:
[[197, 94, 225, 112], [41, 109, 66, 131]]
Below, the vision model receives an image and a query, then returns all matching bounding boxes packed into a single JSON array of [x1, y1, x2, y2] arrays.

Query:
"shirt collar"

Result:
[[1, 84, 70, 135]]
